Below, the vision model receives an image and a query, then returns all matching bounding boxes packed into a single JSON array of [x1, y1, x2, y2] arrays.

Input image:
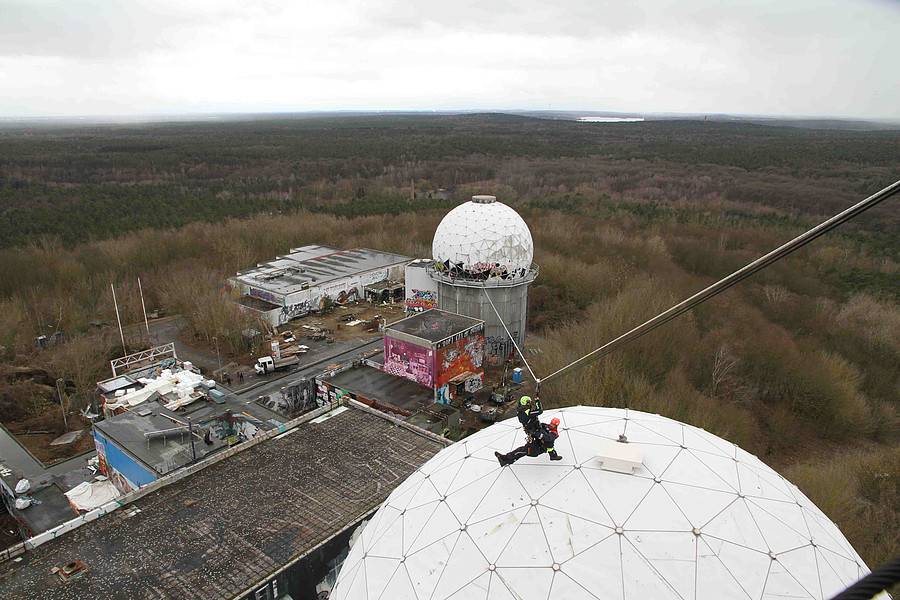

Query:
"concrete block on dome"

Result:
[[595, 439, 643, 474]]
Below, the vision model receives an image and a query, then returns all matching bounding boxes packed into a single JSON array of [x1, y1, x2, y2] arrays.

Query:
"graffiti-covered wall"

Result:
[[406, 289, 437, 310], [284, 268, 392, 309], [436, 332, 484, 389], [316, 380, 356, 405], [93, 430, 158, 494], [382, 337, 435, 388], [404, 260, 438, 311], [249, 287, 283, 306], [234, 263, 408, 327]]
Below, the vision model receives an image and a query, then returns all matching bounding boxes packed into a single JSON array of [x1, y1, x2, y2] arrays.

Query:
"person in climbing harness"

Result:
[[516, 395, 543, 439], [496, 417, 563, 466]]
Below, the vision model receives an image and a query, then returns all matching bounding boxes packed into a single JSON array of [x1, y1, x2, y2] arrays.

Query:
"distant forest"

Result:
[[0, 114, 898, 580], [1, 114, 898, 249]]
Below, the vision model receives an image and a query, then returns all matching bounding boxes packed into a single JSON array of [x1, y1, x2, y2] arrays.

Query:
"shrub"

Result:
[[784, 446, 900, 588]]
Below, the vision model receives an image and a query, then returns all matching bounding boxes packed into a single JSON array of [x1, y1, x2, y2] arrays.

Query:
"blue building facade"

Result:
[[93, 430, 158, 493]]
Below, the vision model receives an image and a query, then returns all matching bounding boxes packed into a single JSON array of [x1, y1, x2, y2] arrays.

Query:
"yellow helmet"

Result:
[[519, 395, 532, 406]]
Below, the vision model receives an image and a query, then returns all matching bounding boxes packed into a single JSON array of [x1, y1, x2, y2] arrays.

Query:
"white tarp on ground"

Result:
[[104, 367, 206, 411], [65, 479, 122, 511]]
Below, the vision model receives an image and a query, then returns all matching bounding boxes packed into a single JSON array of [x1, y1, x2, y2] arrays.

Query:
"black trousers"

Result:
[[503, 442, 545, 464]]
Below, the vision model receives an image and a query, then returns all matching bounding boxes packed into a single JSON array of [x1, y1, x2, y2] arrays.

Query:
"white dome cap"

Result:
[[432, 196, 534, 274], [332, 406, 878, 600]]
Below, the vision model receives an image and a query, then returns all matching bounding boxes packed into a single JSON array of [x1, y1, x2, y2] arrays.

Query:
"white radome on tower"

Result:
[[432, 195, 534, 275], [331, 407, 882, 600]]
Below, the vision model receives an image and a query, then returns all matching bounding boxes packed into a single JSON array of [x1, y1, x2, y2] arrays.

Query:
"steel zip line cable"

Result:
[[539, 178, 900, 386], [481, 286, 538, 383]]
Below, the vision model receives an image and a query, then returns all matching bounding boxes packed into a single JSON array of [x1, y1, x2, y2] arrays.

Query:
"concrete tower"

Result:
[[428, 195, 537, 361]]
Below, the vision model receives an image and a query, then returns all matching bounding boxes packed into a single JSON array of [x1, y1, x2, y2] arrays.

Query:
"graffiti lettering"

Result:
[[406, 289, 437, 309], [435, 324, 484, 349], [361, 269, 390, 286], [485, 333, 518, 358], [278, 299, 311, 325], [249, 288, 282, 306]]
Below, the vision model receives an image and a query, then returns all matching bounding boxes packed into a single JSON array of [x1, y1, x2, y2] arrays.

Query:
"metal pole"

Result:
[[213, 337, 222, 377], [111, 283, 127, 356], [138, 277, 152, 348], [56, 378, 68, 432], [541, 178, 900, 385], [188, 417, 196, 463]]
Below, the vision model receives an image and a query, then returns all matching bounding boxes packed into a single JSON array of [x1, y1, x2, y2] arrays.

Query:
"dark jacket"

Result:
[[517, 399, 543, 436], [537, 424, 559, 450]]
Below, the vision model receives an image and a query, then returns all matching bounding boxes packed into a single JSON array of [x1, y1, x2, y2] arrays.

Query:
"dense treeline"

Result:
[[0, 114, 898, 581], [1, 115, 898, 247]]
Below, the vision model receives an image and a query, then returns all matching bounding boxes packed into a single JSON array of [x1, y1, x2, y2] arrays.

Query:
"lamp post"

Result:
[[213, 336, 222, 379], [55, 378, 68, 432], [187, 417, 197, 463]]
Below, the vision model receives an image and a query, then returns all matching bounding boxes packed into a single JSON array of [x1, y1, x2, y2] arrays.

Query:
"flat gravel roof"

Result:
[[0, 405, 446, 600], [385, 309, 484, 345]]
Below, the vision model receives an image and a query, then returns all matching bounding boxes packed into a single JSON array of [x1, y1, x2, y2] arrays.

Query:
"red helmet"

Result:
[[550, 418, 560, 427]]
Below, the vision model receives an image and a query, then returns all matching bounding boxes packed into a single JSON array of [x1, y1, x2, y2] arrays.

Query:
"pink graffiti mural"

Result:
[[383, 337, 434, 388]]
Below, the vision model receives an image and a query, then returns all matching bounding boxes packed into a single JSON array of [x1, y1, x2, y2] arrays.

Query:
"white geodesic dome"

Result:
[[432, 196, 534, 275], [331, 406, 880, 600]]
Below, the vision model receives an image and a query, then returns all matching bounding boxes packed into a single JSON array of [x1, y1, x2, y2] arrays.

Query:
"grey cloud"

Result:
[[0, 0, 898, 118], [357, 0, 894, 52], [360, 0, 648, 38], [0, 0, 242, 58]]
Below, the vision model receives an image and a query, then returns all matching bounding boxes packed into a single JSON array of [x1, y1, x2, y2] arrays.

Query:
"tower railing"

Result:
[[426, 262, 538, 288]]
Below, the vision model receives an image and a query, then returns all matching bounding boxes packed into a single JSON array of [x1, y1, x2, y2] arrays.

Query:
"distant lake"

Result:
[[577, 117, 645, 123]]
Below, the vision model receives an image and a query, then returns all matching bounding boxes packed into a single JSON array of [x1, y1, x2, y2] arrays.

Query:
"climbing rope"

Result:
[[481, 286, 539, 384]]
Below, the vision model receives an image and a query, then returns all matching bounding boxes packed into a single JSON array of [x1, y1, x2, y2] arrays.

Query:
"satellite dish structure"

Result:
[[331, 407, 883, 600], [426, 195, 538, 356], [432, 195, 534, 276]]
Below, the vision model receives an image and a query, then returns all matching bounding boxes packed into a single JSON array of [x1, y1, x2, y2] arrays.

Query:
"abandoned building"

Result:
[[229, 245, 411, 327], [0, 402, 449, 600], [383, 309, 485, 404], [315, 309, 480, 440], [93, 348, 284, 494]]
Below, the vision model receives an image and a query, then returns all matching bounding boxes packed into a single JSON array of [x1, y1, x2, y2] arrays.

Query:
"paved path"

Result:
[[237, 338, 382, 400], [146, 316, 384, 397], [146, 316, 224, 374], [0, 424, 45, 477]]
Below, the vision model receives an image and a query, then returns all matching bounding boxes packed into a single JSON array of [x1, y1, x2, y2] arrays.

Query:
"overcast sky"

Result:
[[1, 0, 897, 119]]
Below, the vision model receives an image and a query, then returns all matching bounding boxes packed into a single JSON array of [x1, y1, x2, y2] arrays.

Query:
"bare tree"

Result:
[[711, 343, 742, 402]]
